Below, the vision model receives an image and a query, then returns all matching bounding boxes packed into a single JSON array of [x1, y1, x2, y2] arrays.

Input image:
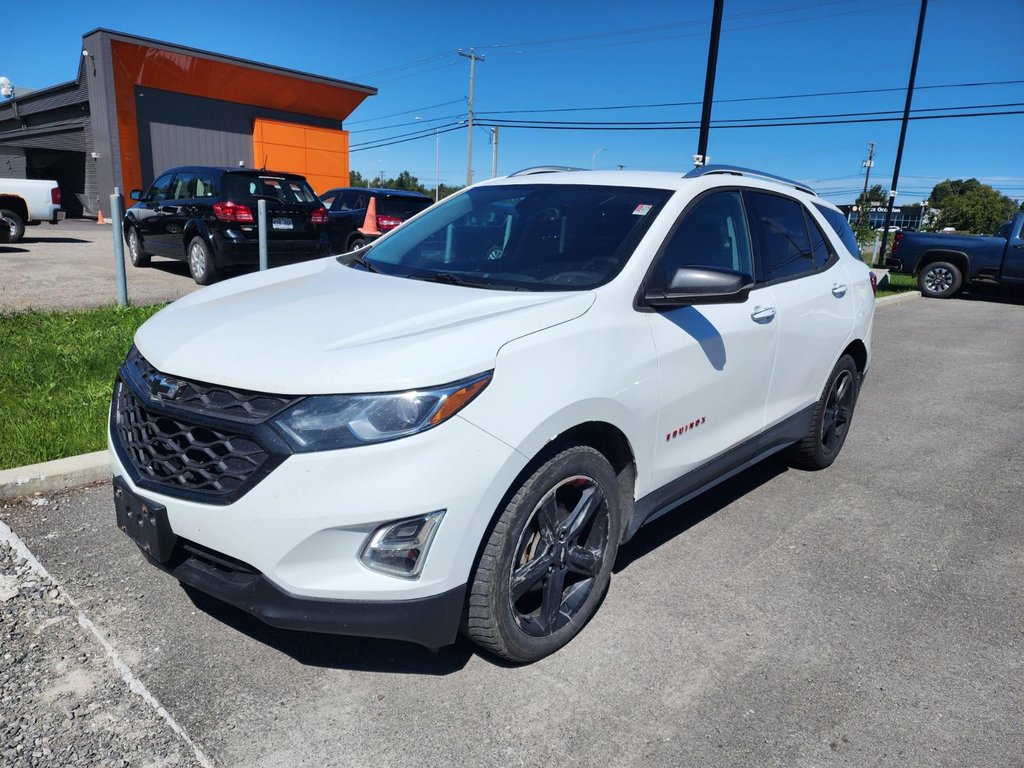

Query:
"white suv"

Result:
[[109, 165, 874, 662]]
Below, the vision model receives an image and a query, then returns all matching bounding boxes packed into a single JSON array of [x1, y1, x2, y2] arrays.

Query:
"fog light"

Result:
[[359, 511, 445, 579]]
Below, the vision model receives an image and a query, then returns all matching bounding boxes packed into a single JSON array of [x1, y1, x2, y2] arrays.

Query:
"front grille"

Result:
[[113, 380, 276, 500], [132, 351, 300, 423]]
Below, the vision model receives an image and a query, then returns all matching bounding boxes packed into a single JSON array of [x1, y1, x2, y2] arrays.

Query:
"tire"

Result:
[[464, 445, 622, 663], [347, 235, 366, 251], [788, 354, 860, 471], [918, 261, 962, 299], [1, 210, 25, 243], [186, 236, 218, 285], [126, 226, 150, 267]]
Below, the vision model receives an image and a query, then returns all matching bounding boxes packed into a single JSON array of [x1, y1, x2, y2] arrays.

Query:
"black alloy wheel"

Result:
[[788, 354, 860, 470], [464, 445, 622, 663]]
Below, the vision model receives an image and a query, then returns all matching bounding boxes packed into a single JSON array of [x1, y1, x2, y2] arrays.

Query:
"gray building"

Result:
[[0, 29, 376, 218]]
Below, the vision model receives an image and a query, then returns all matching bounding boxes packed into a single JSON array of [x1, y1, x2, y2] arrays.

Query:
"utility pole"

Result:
[[459, 48, 485, 186], [879, 0, 928, 265], [491, 127, 499, 178], [858, 141, 876, 223], [694, 0, 725, 166]]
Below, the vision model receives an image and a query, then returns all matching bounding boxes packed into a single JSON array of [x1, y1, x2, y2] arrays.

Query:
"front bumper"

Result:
[[109, 407, 528, 643], [138, 527, 466, 647]]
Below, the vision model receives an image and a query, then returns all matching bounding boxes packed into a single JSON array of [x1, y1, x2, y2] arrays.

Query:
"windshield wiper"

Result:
[[410, 271, 478, 287], [343, 251, 380, 273]]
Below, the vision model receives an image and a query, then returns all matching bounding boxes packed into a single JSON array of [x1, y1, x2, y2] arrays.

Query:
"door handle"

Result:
[[831, 283, 848, 298], [750, 306, 776, 323]]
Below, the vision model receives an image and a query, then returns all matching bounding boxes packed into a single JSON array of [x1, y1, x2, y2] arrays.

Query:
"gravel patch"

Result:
[[0, 521, 207, 767]]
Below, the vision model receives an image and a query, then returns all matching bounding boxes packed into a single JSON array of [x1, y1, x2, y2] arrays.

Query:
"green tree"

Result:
[[928, 178, 1017, 234], [852, 184, 889, 252], [350, 169, 462, 200]]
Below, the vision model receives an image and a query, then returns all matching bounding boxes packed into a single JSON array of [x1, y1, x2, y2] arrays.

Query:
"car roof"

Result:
[[476, 166, 831, 205], [158, 166, 309, 179], [322, 187, 431, 199]]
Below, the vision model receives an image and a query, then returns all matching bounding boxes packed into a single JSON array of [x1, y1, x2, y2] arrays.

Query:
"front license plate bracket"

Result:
[[113, 477, 178, 563]]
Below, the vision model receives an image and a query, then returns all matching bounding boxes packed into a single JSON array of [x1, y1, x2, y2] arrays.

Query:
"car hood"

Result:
[[135, 258, 595, 394]]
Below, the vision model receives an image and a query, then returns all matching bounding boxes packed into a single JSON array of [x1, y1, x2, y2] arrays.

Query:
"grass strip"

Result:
[[876, 272, 918, 298], [0, 305, 163, 470]]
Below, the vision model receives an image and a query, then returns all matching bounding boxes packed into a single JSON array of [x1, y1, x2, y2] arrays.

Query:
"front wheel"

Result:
[[1, 209, 25, 243], [788, 355, 860, 470], [187, 237, 218, 285], [464, 445, 622, 663], [127, 226, 150, 267], [918, 261, 962, 299]]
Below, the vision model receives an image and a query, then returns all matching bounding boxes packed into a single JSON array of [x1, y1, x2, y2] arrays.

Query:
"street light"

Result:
[[592, 147, 607, 170], [415, 116, 441, 202]]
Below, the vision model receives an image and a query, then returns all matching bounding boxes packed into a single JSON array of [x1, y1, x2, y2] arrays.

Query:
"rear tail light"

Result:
[[891, 231, 903, 254], [869, 271, 878, 295], [51, 187, 61, 205], [377, 215, 403, 232], [311, 206, 328, 226], [212, 201, 255, 223]]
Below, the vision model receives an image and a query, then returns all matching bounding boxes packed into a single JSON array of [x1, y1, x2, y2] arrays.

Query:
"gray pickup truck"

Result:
[[886, 213, 1024, 298]]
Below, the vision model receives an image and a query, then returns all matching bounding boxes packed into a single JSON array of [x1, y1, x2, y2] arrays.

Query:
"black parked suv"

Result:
[[320, 187, 432, 253], [124, 167, 329, 284]]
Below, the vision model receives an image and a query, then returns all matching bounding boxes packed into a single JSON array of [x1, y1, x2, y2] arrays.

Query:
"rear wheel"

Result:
[[347, 235, 366, 251], [464, 445, 621, 663], [918, 261, 962, 298], [788, 354, 860, 470], [127, 226, 150, 267], [1, 210, 25, 243], [187, 237, 218, 285]]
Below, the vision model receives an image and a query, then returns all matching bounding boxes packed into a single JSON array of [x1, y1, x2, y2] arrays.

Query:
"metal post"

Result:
[[491, 127, 499, 178], [110, 190, 127, 307], [879, 0, 928, 265], [695, 0, 725, 166], [257, 199, 268, 271], [435, 128, 440, 202], [459, 48, 485, 186]]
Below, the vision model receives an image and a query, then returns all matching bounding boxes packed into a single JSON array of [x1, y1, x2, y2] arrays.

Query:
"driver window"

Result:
[[652, 191, 753, 288], [146, 172, 175, 202]]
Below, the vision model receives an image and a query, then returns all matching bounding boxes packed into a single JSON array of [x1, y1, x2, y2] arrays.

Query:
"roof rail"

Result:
[[684, 164, 816, 195], [508, 165, 586, 177]]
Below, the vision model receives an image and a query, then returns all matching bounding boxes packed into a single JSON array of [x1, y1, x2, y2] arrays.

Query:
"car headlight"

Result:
[[272, 372, 491, 452]]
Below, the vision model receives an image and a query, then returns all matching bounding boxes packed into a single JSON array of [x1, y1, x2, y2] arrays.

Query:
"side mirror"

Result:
[[644, 266, 753, 309], [129, 189, 143, 201]]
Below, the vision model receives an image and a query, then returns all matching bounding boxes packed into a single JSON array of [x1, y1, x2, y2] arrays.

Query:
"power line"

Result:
[[476, 80, 1024, 117], [345, 99, 464, 126]]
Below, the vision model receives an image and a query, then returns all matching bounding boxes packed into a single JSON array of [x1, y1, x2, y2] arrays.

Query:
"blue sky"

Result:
[[3, 0, 1022, 204]]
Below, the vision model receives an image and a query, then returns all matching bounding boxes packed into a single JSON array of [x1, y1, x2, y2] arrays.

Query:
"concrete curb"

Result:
[[0, 450, 110, 500], [875, 290, 922, 307]]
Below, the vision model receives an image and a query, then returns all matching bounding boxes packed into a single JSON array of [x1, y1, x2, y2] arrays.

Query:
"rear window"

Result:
[[380, 195, 432, 218], [814, 203, 862, 261], [223, 174, 319, 204]]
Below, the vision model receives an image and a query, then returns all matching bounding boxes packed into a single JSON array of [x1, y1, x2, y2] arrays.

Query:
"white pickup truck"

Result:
[[0, 179, 64, 243]]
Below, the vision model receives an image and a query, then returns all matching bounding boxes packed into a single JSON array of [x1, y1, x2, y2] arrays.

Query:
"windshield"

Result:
[[345, 183, 673, 291]]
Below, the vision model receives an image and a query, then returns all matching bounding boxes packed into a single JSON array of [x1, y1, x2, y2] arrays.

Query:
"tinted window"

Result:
[[804, 209, 834, 270], [146, 172, 174, 202], [748, 192, 814, 282], [814, 203, 861, 261], [343, 191, 369, 210], [379, 195, 432, 219], [356, 184, 672, 291], [320, 193, 337, 209], [168, 172, 217, 200], [652, 191, 753, 288], [223, 174, 319, 204]]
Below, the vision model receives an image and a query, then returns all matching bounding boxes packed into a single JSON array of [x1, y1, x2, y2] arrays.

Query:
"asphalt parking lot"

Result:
[[0, 220, 198, 313], [2, 295, 1023, 767]]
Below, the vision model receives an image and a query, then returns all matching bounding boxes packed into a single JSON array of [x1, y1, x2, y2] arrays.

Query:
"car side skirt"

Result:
[[626, 404, 815, 541]]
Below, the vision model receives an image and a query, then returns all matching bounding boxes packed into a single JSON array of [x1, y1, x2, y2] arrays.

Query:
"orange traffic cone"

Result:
[[356, 196, 381, 236], [97, 209, 105, 224]]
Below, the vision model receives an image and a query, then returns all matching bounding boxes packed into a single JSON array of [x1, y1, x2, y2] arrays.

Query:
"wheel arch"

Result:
[[465, 420, 639, 597], [916, 250, 970, 278], [841, 338, 868, 375], [0, 194, 29, 221]]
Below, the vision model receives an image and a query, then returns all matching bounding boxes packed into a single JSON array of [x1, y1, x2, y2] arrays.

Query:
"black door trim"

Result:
[[624, 403, 814, 541]]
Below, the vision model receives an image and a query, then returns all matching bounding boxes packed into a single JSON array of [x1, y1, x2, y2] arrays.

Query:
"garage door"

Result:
[[252, 118, 349, 194]]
